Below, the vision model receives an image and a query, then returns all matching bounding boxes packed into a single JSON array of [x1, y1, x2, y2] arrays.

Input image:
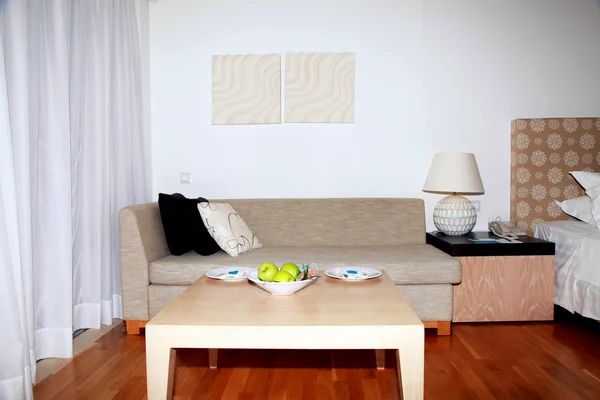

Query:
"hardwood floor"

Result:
[[34, 309, 600, 399]]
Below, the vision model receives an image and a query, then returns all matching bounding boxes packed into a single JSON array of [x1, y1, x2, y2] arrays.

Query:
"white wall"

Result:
[[149, 0, 600, 231], [135, 0, 153, 200]]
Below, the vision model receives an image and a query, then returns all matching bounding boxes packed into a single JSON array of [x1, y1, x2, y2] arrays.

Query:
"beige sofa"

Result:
[[119, 198, 461, 335]]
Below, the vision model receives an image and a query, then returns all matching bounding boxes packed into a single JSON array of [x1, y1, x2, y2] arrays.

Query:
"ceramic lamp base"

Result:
[[433, 194, 477, 236]]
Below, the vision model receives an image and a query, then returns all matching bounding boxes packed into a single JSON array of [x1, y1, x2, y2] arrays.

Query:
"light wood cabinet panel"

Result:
[[453, 255, 554, 322]]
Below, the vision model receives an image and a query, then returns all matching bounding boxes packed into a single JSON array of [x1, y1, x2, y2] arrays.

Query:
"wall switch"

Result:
[[180, 173, 192, 184], [472, 200, 481, 212]]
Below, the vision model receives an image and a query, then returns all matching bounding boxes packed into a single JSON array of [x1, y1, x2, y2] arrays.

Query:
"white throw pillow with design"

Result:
[[197, 202, 262, 257], [555, 196, 597, 227]]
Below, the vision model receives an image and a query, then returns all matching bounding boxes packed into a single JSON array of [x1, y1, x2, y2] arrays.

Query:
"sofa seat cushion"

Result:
[[149, 244, 460, 286]]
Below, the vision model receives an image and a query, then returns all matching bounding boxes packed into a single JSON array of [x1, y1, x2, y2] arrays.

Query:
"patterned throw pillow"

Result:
[[197, 202, 262, 257], [555, 196, 596, 227]]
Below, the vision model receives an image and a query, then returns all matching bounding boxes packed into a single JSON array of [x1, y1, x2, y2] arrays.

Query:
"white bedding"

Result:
[[535, 220, 600, 320]]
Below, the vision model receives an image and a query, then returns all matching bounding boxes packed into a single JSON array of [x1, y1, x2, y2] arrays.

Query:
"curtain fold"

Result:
[[71, 0, 148, 330], [0, 0, 148, 397], [28, 0, 75, 362], [0, 19, 35, 399]]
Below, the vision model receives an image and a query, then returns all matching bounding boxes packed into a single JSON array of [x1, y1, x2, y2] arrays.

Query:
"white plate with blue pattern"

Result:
[[324, 267, 382, 281], [205, 267, 254, 281]]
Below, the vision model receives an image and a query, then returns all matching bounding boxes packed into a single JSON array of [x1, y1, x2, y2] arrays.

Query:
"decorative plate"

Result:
[[324, 267, 382, 281], [204, 267, 254, 281]]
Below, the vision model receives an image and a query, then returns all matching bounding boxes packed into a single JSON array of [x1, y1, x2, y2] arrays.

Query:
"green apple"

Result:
[[280, 262, 299, 278], [272, 270, 294, 282], [257, 262, 279, 282]]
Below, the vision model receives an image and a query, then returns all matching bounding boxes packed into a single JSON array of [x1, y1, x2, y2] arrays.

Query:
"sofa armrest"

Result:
[[119, 202, 169, 321]]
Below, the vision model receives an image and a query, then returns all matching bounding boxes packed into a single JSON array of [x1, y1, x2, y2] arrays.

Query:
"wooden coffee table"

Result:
[[146, 271, 424, 399]]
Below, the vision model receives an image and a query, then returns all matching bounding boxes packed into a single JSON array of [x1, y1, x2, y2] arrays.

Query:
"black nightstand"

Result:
[[427, 231, 555, 323]]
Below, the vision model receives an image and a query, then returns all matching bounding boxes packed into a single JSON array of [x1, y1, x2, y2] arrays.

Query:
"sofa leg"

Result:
[[126, 320, 148, 335], [423, 321, 452, 336], [436, 321, 451, 336]]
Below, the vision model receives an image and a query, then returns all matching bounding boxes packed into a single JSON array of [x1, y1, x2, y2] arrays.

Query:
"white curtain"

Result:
[[70, 0, 147, 330], [0, 1, 148, 398], [0, 10, 36, 398]]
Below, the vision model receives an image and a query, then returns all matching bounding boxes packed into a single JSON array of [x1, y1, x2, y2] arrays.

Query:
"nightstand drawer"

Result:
[[453, 255, 554, 322]]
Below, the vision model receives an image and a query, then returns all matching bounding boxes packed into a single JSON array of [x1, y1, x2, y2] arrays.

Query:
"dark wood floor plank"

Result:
[[33, 310, 600, 400], [111, 376, 148, 400]]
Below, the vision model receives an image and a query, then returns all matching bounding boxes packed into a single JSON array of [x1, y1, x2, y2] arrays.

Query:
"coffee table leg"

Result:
[[146, 340, 175, 400], [166, 348, 177, 399], [396, 328, 424, 400], [209, 348, 218, 369], [375, 349, 385, 370]]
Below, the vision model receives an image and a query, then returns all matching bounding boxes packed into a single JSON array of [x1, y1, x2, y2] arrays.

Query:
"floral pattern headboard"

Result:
[[510, 118, 600, 235]]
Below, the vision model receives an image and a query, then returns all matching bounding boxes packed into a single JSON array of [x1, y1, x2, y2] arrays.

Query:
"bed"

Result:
[[535, 220, 600, 320], [510, 118, 600, 321]]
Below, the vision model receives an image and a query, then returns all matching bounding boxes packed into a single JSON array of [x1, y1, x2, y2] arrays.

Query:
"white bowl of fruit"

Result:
[[248, 262, 319, 296]]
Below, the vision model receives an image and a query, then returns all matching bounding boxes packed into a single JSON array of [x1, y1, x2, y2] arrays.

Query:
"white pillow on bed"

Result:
[[586, 186, 600, 230], [570, 171, 600, 190], [555, 196, 597, 227]]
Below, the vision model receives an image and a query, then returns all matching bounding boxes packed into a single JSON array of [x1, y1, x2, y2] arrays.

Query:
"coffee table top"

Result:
[[148, 271, 422, 328]]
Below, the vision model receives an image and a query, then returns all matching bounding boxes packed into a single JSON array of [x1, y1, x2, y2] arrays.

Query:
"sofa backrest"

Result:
[[220, 198, 426, 247], [121, 198, 426, 251]]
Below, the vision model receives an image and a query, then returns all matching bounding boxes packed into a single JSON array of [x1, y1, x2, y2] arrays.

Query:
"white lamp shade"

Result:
[[423, 152, 485, 195]]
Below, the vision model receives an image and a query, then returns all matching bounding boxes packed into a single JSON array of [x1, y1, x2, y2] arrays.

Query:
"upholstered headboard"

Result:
[[510, 118, 600, 235]]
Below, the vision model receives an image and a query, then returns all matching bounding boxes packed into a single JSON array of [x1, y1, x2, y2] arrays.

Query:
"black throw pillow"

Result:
[[158, 193, 221, 256]]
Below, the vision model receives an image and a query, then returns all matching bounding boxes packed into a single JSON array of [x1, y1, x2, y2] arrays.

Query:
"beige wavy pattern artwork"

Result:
[[212, 54, 281, 125], [285, 52, 355, 123]]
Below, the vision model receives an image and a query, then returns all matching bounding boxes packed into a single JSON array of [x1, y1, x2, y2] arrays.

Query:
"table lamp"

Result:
[[422, 152, 485, 236]]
